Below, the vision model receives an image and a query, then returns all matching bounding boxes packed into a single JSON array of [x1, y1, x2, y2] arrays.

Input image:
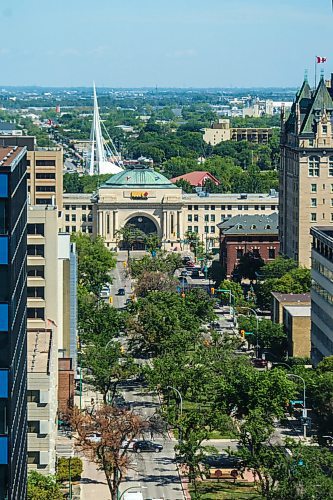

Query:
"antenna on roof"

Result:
[[304, 69, 308, 82]]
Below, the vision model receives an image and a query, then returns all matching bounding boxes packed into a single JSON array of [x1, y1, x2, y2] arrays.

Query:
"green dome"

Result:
[[100, 164, 177, 189]]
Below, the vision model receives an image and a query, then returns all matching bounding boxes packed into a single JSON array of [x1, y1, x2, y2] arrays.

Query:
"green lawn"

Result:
[[189, 481, 262, 499]]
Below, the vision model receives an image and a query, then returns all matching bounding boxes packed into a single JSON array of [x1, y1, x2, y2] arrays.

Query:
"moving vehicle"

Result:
[[117, 288, 126, 296], [100, 285, 110, 298], [133, 440, 163, 453]]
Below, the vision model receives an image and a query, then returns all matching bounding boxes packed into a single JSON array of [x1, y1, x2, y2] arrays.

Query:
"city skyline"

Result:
[[0, 0, 332, 88]]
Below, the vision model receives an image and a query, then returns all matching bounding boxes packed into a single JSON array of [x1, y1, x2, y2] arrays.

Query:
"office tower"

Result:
[[0, 147, 27, 499], [310, 227, 333, 364], [279, 74, 333, 267]]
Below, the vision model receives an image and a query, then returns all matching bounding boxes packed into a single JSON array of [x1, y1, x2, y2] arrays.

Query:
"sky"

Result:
[[0, 0, 332, 88]]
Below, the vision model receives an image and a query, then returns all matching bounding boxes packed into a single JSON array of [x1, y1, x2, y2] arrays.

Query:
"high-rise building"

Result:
[[279, 74, 333, 267], [310, 226, 333, 364], [0, 147, 28, 499]]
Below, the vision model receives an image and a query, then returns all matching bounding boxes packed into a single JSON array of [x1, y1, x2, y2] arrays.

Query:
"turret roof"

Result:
[[100, 164, 177, 189]]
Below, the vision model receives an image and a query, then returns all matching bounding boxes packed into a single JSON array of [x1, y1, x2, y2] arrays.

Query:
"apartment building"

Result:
[[0, 147, 28, 499], [203, 118, 274, 146], [279, 74, 333, 267], [310, 226, 333, 364], [62, 193, 94, 235], [0, 135, 63, 213], [27, 329, 57, 474]]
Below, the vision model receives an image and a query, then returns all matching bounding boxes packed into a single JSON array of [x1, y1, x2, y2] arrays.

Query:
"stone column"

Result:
[[113, 210, 119, 238], [162, 211, 167, 239], [98, 210, 103, 237], [177, 210, 183, 239]]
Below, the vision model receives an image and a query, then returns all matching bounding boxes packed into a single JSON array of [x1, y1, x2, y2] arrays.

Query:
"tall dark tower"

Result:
[[0, 147, 27, 499]]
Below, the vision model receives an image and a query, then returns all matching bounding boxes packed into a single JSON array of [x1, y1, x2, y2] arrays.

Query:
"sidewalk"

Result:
[[80, 457, 110, 500]]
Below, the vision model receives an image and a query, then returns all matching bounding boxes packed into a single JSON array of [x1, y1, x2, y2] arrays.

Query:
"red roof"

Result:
[[171, 171, 220, 187]]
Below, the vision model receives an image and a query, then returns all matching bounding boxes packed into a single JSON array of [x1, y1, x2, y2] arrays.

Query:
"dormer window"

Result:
[[265, 224, 271, 229], [251, 224, 257, 229], [237, 224, 243, 229], [323, 125, 328, 135]]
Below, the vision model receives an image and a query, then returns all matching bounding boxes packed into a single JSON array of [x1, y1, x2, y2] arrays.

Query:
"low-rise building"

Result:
[[283, 306, 311, 358], [271, 293, 311, 324], [217, 213, 279, 277], [27, 329, 58, 474], [0, 122, 22, 136], [170, 171, 220, 187], [203, 119, 274, 146], [311, 226, 333, 364]]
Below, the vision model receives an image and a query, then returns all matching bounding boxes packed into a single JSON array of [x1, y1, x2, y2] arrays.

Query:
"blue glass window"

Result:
[[0, 372, 8, 398], [0, 176, 8, 198], [0, 306, 8, 332], [0, 437, 8, 464], [0, 239, 7, 265]]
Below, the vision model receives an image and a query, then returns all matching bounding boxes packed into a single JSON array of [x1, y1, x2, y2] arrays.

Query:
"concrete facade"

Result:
[[283, 306, 311, 358], [271, 293, 311, 324], [203, 118, 274, 146], [27, 329, 58, 474], [311, 227, 333, 364], [27, 148, 63, 211]]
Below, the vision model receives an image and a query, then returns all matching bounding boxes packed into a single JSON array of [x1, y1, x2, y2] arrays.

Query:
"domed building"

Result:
[[93, 164, 184, 250]]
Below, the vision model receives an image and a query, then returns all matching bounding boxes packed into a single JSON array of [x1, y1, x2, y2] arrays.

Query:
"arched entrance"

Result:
[[120, 215, 158, 250]]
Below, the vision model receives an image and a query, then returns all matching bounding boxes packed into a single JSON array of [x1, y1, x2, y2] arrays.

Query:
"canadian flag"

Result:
[[316, 56, 327, 63]]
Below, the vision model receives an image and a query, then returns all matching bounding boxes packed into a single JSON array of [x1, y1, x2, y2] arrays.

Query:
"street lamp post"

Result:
[[237, 307, 259, 358], [217, 289, 236, 324], [287, 373, 307, 439], [167, 386, 183, 441], [119, 486, 142, 500]]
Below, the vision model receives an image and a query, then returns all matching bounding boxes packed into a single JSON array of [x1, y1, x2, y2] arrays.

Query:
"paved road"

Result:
[[110, 258, 185, 500]]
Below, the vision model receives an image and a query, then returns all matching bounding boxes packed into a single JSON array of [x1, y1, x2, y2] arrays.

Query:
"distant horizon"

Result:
[[0, 84, 299, 91], [0, 0, 331, 87]]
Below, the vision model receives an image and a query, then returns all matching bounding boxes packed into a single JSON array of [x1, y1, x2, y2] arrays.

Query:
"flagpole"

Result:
[[314, 56, 317, 89]]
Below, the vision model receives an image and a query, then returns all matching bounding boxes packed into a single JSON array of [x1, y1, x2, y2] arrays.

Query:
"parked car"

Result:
[[133, 440, 163, 453], [117, 288, 126, 296], [200, 454, 243, 480]]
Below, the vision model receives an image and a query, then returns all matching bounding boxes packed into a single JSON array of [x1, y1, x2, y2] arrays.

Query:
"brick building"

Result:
[[218, 213, 279, 277]]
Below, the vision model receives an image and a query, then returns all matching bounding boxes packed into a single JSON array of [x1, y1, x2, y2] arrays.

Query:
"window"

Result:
[[27, 245, 44, 257], [210, 214, 215, 222], [65, 205, 70, 210], [65, 214, 69, 222], [187, 214, 192, 222], [187, 226, 192, 232], [331, 184, 333, 193], [311, 213, 317, 222], [255, 205, 259, 210], [188, 205, 192, 210], [36, 173, 55, 179], [261, 205, 265, 210], [71, 205, 76, 210], [36, 198, 52, 205], [221, 214, 226, 220], [28, 421, 40, 434], [311, 198, 317, 207], [194, 214, 199, 222], [210, 226, 215, 233], [268, 248, 275, 259], [88, 205, 92, 210], [309, 139, 314, 146], [253, 249, 260, 257], [271, 205, 275, 210], [27, 308, 45, 320], [27, 223, 44, 236], [36, 185, 56, 192], [204, 214, 209, 222], [27, 266, 44, 278], [323, 125, 328, 135], [27, 390, 39, 403], [27, 452, 39, 465], [308, 156, 320, 177], [82, 214, 87, 222], [71, 214, 76, 222], [88, 214, 93, 222], [65, 226, 70, 233], [311, 184, 317, 193], [221, 205, 226, 210], [36, 159, 56, 166], [238, 205, 243, 210], [27, 287, 45, 299], [194, 226, 198, 233], [204, 226, 209, 233], [228, 205, 232, 210], [329, 157, 333, 177], [236, 249, 243, 259], [82, 205, 86, 210], [194, 205, 198, 210], [88, 226, 92, 234], [244, 205, 248, 211], [331, 214, 333, 222], [211, 205, 215, 210], [204, 205, 209, 210], [72, 226, 76, 232]]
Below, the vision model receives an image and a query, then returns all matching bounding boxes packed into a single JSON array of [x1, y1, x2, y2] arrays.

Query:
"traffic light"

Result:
[[240, 329, 245, 338], [210, 287, 215, 295]]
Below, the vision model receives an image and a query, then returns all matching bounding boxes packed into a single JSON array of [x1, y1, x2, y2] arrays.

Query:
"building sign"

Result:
[[130, 191, 148, 199]]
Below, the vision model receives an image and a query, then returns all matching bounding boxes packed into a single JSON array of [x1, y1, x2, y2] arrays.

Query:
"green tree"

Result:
[[134, 271, 178, 297], [233, 251, 265, 282], [71, 233, 116, 296], [27, 471, 63, 500], [237, 317, 287, 358], [82, 341, 136, 404], [260, 257, 298, 279], [56, 457, 83, 482], [144, 233, 161, 254], [218, 279, 246, 306], [115, 224, 145, 260], [174, 178, 193, 193]]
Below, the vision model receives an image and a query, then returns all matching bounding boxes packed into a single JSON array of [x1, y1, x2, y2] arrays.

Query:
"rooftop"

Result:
[[182, 191, 278, 200], [284, 305, 311, 317], [171, 171, 220, 187], [217, 212, 278, 235], [0, 122, 21, 131], [100, 164, 178, 190], [0, 146, 25, 167], [27, 330, 52, 374], [271, 292, 311, 303]]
